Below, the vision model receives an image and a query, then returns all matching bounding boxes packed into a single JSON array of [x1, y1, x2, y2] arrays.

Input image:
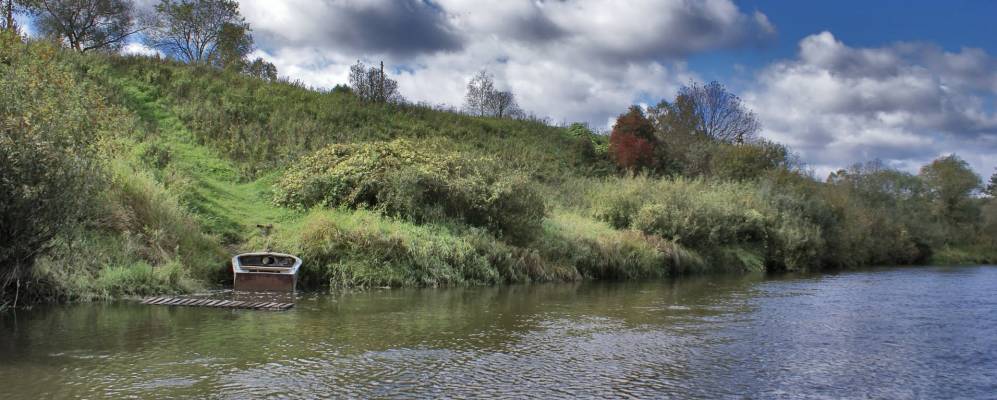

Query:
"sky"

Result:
[[18, 0, 997, 178]]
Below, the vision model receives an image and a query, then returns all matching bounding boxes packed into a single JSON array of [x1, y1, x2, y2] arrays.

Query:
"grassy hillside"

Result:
[[3, 37, 995, 307]]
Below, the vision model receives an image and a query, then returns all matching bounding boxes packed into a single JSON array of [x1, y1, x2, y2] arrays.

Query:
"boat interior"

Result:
[[236, 254, 297, 273]]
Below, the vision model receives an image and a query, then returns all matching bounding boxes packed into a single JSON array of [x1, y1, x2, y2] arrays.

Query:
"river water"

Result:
[[2, 266, 996, 398]]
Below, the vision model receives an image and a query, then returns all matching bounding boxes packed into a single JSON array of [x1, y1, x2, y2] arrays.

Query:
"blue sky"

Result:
[[16, 0, 997, 178], [691, 0, 997, 81]]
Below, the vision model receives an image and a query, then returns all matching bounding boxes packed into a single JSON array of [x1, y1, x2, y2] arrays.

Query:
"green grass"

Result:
[[112, 75, 300, 244]]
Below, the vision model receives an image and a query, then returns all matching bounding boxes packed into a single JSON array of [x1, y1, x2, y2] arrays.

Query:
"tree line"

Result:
[[5, 0, 277, 80]]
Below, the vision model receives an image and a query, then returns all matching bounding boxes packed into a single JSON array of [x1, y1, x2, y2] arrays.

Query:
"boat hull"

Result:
[[234, 272, 297, 292]]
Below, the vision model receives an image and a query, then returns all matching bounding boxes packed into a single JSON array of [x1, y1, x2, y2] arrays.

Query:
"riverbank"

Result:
[[3, 38, 996, 307]]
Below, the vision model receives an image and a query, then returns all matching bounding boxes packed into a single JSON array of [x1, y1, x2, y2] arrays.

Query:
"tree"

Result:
[[920, 155, 981, 212], [2, 40, 107, 306], [244, 57, 277, 81], [3, 0, 20, 33], [613, 105, 655, 141], [464, 69, 494, 116], [23, 0, 139, 52], [490, 90, 521, 118], [986, 169, 997, 197], [609, 106, 657, 171], [919, 155, 981, 242], [679, 80, 760, 144], [463, 69, 521, 118], [210, 21, 252, 70], [348, 60, 403, 103], [145, 0, 248, 64], [648, 94, 699, 140]]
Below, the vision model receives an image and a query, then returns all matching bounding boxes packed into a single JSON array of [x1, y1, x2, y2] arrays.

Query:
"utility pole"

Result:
[[379, 61, 385, 102]]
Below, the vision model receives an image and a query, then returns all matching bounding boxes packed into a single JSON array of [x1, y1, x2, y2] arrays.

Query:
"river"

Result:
[[2, 265, 996, 398]]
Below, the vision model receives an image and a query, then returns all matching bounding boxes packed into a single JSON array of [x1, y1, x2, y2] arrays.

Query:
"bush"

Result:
[[95, 260, 195, 297], [538, 212, 704, 279], [710, 140, 789, 181], [292, 211, 570, 288], [273, 140, 546, 243], [1, 37, 109, 304], [584, 176, 836, 272], [103, 161, 228, 280]]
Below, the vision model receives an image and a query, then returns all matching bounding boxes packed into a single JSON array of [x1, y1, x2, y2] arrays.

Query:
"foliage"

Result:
[[145, 0, 247, 64], [919, 155, 982, 243], [3, 38, 994, 308], [23, 0, 137, 52], [1, 38, 109, 304], [210, 21, 252, 70], [678, 80, 760, 144], [986, 169, 997, 197], [463, 69, 521, 118], [273, 140, 547, 243], [244, 56, 276, 80], [709, 140, 789, 181], [348, 60, 403, 103], [612, 105, 655, 141], [608, 106, 657, 171], [3, 0, 19, 32]]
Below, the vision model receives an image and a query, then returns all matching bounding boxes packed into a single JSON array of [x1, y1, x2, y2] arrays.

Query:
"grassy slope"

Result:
[[88, 58, 682, 290], [42, 53, 989, 300], [112, 75, 296, 243]]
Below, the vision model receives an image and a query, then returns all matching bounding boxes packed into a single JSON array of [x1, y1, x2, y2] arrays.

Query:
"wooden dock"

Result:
[[141, 296, 294, 311]]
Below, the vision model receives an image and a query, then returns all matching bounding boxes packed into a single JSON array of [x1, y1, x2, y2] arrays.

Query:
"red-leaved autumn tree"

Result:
[[609, 106, 657, 171]]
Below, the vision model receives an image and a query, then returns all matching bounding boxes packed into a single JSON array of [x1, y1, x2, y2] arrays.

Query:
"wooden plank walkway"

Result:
[[141, 296, 294, 311]]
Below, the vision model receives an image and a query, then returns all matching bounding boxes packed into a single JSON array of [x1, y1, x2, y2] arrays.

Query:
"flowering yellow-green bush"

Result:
[[273, 140, 546, 243]]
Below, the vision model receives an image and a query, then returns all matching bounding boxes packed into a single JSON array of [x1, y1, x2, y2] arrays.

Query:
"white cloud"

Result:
[[121, 42, 162, 57], [236, 0, 772, 127], [745, 31, 997, 178]]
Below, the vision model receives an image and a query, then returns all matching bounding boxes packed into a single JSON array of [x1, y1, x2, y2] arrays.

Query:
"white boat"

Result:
[[232, 224, 302, 292], [232, 252, 302, 292]]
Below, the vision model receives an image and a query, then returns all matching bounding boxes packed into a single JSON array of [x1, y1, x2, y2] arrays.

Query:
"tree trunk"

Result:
[[3, 0, 13, 32]]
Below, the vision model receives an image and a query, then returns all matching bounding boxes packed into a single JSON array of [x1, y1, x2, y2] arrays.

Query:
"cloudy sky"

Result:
[[21, 0, 997, 178]]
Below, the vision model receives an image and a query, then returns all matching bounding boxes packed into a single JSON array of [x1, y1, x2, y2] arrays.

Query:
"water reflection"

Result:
[[2, 267, 995, 398]]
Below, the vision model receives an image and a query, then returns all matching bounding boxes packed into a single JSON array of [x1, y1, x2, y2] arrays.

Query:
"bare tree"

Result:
[[680, 80, 760, 144], [464, 69, 521, 118], [348, 60, 403, 103], [145, 0, 248, 64], [23, 0, 140, 52], [490, 90, 521, 118], [464, 69, 494, 116]]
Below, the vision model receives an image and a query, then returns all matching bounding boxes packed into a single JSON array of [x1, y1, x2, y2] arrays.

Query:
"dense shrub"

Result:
[[274, 140, 546, 243], [291, 211, 578, 288], [584, 176, 837, 271], [1, 37, 110, 304], [710, 140, 789, 181], [539, 212, 704, 278]]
